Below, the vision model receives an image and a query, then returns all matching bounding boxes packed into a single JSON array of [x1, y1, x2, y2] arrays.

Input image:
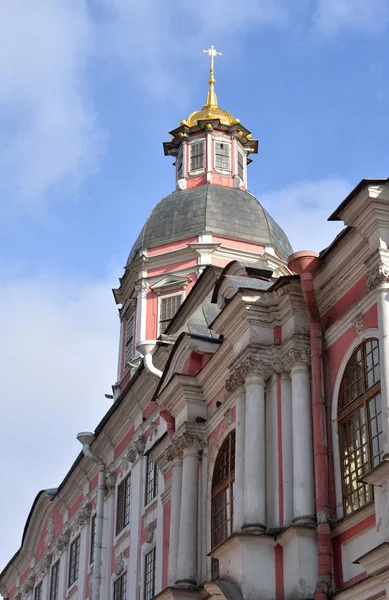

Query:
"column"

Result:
[[168, 454, 183, 586], [291, 362, 315, 523], [377, 284, 389, 453], [242, 373, 266, 533], [234, 386, 246, 532], [175, 445, 200, 587]]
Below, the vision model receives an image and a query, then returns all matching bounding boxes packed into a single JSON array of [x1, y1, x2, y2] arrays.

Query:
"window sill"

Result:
[[143, 497, 158, 516], [188, 169, 205, 176], [360, 456, 389, 486], [66, 581, 78, 598], [114, 523, 131, 545], [331, 501, 375, 536]]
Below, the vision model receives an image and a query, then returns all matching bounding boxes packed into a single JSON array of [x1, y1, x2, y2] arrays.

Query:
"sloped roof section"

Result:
[[127, 185, 293, 264]]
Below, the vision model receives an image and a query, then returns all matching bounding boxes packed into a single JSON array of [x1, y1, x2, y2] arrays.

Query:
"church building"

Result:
[[3, 46, 389, 600]]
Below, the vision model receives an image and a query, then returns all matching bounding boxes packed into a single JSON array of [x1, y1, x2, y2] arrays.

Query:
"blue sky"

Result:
[[1, 0, 389, 580]]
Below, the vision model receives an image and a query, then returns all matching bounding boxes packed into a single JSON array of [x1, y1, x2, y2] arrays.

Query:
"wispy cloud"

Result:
[[257, 177, 351, 253], [314, 0, 389, 35]]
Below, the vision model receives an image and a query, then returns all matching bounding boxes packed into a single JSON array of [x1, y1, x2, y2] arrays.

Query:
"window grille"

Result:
[[90, 514, 96, 564], [189, 141, 205, 171], [338, 338, 382, 515], [116, 474, 131, 534], [214, 142, 231, 171], [177, 146, 184, 179], [211, 430, 235, 580], [237, 150, 244, 180], [159, 294, 182, 334], [113, 573, 127, 600], [34, 583, 43, 600], [144, 548, 156, 600], [68, 535, 80, 587], [49, 560, 60, 600], [125, 317, 135, 365], [145, 455, 158, 505]]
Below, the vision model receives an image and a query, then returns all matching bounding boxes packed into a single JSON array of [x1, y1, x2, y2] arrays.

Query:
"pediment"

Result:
[[150, 275, 192, 293]]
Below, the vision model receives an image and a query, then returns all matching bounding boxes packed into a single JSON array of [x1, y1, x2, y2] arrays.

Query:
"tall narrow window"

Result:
[[113, 573, 127, 600], [214, 142, 231, 172], [49, 560, 60, 600], [68, 535, 81, 586], [189, 140, 205, 172], [116, 473, 131, 534], [90, 513, 96, 564], [34, 583, 43, 600], [125, 316, 135, 365], [237, 150, 244, 180], [176, 146, 184, 179], [145, 455, 158, 505], [211, 431, 235, 580], [144, 548, 156, 600], [159, 294, 182, 334], [338, 338, 382, 516]]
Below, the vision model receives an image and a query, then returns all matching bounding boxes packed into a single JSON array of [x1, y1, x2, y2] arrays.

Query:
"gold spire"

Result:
[[202, 45, 222, 108]]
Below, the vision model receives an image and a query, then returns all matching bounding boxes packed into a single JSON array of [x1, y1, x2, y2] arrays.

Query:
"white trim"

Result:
[[157, 292, 185, 336], [176, 144, 184, 181], [140, 542, 157, 600], [237, 147, 245, 185], [331, 328, 380, 519], [188, 138, 205, 175]]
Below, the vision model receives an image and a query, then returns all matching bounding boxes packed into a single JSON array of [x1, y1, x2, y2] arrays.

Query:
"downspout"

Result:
[[77, 432, 105, 600], [288, 251, 332, 599]]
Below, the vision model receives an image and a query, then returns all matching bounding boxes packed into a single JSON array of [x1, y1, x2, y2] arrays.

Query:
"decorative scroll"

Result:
[[56, 529, 71, 554], [74, 501, 93, 530], [367, 264, 389, 290]]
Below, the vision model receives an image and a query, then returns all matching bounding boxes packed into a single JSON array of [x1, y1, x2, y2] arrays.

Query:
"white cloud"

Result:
[[0, 273, 118, 571], [314, 0, 389, 34], [256, 177, 351, 253], [0, 0, 104, 208]]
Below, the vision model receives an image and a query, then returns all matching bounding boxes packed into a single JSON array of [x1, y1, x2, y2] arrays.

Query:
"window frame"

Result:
[[338, 338, 382, 517], [188, 139, 205, 174], [49, 560, 60, 600], [124, 315, 135, 367], [113, 572, 127, 600], [116, 473, 132, 535], [68, 534, 81, 588], [176, 144, 184, 180], [237, 148, 245, 181], [34, 582, 43, 600], [145, 454, 158, 506], [143, 547, 156, 600], [214, 140, 231, 173], [157, 292, 184, 336]]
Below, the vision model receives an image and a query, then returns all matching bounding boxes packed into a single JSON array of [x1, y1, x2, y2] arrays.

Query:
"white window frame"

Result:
[[237, 148, 245, 183], [188, 138, 205, 174], [157, 292, 185, 336], [141, 544, 157, 600], [176, 144, 184, 180], [124, 314, 135, 367], [214, 139, 232, 174]]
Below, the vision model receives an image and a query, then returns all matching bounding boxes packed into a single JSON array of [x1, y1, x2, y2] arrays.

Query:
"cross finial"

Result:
[[202, 45, 222, 108], [203, 45, 222, 71]]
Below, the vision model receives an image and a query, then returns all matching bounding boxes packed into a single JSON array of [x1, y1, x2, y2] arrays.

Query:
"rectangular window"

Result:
[[49, 560, 60, 600], [189, 140, 205, 172], [90, 513, 96, 564], [214, 142, 231, 172], [237, 150, 244, 180], [144, 548, 156, 600], [159, 294, 182, 334], [116, 473, 131, 534], [176, 146, 184, 179], [125, 316, 135, 365], [34, 583, 43, 600], [68, 535, 81, 587], [113, 573, 127, 600], [145, 455, 158, 505]]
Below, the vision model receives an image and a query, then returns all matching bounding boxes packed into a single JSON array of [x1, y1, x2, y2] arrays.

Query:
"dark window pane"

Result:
[[116, 474, 131, 534], [68, 536, 80, 587], [189, 141, 205, 171], [144, 548, 156, 600], [159, 294, 182, 334]]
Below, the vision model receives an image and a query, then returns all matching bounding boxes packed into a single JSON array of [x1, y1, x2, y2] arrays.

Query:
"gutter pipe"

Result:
[[77, 432, 105, 600], [137, 341, 163, 379], [288, 251, 332, 599]]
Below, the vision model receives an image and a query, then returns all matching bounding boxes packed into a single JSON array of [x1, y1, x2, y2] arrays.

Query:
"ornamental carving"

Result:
[[74, 501, 93, 530], [134, 279, 148, 293], [354, 313, 364, 335], [56, 528, 71, 553], [38, 552, 53, 576], [105, 464, 117, 497], [45, 514, 55, 547], [135, 434, 147, 456], [115, 551, 125, 576], [146, 521, 157, 544], [120, 446, 137, 473], [23, 574, 36, 594], [164, 432, 207, 462], [367, 264, 389, 290], [149, 420, 158, 438]]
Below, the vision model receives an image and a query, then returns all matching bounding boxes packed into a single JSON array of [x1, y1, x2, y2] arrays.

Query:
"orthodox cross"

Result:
[[203, 45, 222, 71]]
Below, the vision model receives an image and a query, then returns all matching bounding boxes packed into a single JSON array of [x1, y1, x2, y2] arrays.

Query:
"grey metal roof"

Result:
[[127, 185, 293, 264]]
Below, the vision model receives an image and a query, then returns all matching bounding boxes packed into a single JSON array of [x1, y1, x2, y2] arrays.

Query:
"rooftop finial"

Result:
[[203, 45, 222, 109]]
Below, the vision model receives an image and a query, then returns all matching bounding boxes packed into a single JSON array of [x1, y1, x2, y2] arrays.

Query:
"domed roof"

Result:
[[185, 105, 236, 128], [127, 185, 293, 265]]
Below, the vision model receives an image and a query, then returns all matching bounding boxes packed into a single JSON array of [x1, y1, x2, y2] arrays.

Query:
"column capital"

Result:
[[226, 357, 269, 392], [367, 263, 389, 290]]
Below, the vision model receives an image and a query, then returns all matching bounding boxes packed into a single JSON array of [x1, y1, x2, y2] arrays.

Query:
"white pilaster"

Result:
[[377, 285, 389, 453], [234, 386, 246, 532], [168, 455, 183, 586], [176, 447, 199, 587], [291, 363, 315, 523], [242, 374, 266, 532]]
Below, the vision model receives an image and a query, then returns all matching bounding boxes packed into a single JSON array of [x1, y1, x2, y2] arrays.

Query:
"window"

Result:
[[34, 583, 43, 600], [125, 316, 135, 365], [68, 535, 81, 587], [237, 150, 244, 180], [144, 548, 156, 600], [113, 573, 127, 600], [211, 431, 235, 580], [189, 140, 205, 172], [90, 513, 96, 564], [214, 141, 231, 172], [338, 338, 382, 516], [158, 294, 182, 334], [49, 560, 60, 600], [145, 455, 158, 505], [116, 473, 131, 534], [176, 146, 184, 179]]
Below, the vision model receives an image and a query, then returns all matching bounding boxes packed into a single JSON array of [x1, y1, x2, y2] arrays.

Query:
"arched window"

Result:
[[338, 338, 382, 516]]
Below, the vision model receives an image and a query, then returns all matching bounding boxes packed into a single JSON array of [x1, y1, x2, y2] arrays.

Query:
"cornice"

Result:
[[156, 373, 205, 417]]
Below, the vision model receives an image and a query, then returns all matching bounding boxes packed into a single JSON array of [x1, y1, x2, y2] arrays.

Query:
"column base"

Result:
[[292, 515, 316, 526], [241, 523, 266, 534], [175, 580, 197, 589]]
